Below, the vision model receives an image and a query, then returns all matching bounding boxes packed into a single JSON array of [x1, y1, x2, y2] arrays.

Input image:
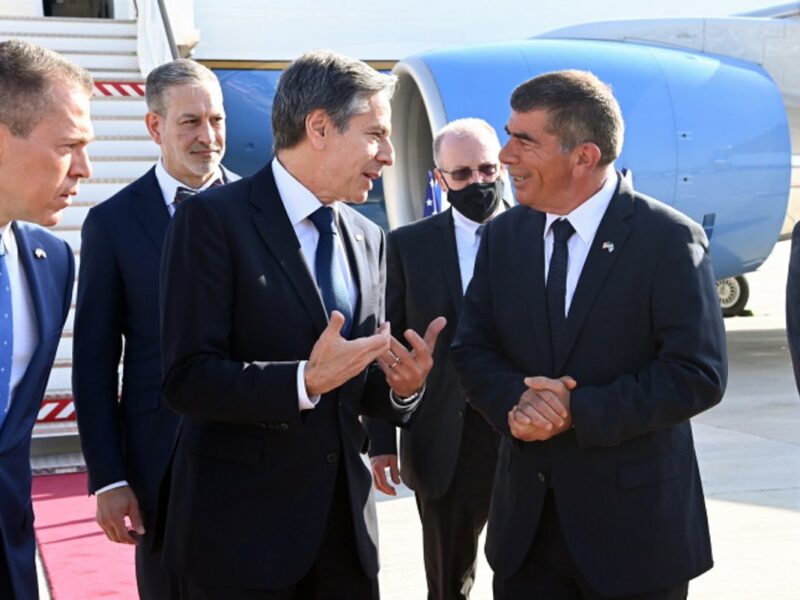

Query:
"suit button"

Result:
[[326, 452, 338, 464], [458, 410, 464, 419], [279, 423, 289, 430], [538, 472, 546, 483]]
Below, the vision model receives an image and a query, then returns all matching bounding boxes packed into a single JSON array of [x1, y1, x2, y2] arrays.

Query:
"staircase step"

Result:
[[0, 32, 136, 52], [60, 50, 139, 70], [91, 97, 147, 117], [88, 158, 154, 180], [0, 16, 135, 36], [90, 138, 158, 157], [87, 69, 141, 79], [92, 118, 148, 136]]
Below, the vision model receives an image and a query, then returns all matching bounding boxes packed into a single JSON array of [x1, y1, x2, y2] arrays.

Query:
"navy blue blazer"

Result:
[[72, 165, 235, 541], [157, 165, 410, 590], [72, 167, 179, 537], [0, 223, 73, 600], [451, 176, 727, 596]]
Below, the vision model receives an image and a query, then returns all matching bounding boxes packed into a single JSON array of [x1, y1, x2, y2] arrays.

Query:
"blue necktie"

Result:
[[0, 237, 13, 431], [308, 207, 353, 338], [547, 219, 575, 356]]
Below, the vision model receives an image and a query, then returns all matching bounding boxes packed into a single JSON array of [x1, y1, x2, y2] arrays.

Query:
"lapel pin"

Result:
[[355, 232, 364, 242], [601, 241, 615, 253], [34, 248, 47, 259]]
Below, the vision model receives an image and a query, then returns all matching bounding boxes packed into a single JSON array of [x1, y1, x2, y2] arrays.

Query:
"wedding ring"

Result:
[[389, 356, 401, 369]]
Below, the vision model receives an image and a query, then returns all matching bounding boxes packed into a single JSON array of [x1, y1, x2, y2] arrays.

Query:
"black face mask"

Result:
[[446, 178, 504, 223]]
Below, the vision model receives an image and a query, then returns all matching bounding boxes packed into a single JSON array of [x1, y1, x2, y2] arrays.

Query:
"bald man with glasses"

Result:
[[365, 118, 506, 600]]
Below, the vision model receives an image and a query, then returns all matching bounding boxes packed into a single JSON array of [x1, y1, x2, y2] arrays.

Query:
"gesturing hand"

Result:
[[305, 311, 391, 396], [378, 316, 447, 398]]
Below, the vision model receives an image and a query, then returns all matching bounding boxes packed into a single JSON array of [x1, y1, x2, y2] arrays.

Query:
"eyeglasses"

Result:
[[438, 163, 499, 182]]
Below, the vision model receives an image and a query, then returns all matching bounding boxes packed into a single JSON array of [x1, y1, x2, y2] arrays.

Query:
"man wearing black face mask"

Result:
[[365, 118, 505, 599]]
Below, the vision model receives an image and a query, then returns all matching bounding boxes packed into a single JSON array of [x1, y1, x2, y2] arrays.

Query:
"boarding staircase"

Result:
[[0, 15, 160, 471]]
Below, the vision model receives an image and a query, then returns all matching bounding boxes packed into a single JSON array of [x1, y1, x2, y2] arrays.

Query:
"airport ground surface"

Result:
[[376, 239, 800, 599]]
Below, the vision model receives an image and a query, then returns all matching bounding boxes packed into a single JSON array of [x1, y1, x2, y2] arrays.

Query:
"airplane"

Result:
[[204, 4, 798, 317]]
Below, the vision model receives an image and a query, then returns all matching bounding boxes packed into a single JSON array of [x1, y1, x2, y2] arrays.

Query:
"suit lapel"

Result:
[[519, 210, 554, 374], [337, 206, 372, 334], [432, 209, 464, 315], [248, 167, 329, 336], [131, 167, 171, 254], [555, 177, 634, 373]]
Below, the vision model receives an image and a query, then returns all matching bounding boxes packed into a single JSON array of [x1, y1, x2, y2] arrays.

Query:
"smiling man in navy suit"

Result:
[[0, 40, 92, 600], [73, 59, 235, 599], [451, 70, 727, 599]]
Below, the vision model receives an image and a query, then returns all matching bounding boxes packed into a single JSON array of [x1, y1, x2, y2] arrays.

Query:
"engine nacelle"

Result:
[[384, 38, 792, 279]]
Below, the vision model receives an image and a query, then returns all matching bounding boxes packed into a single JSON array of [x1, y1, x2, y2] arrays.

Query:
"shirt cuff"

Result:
[[95, 480, 129, 495], [298, 360, 320, 411], [390, 382, 426, 412]]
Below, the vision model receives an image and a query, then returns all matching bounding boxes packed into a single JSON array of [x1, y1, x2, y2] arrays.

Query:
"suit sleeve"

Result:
[[160, 195, 301, 425], [363, 231, 405, 455], [570, 222, 727, 447], [72, 209, 127, 492], [787, 222, 800, 394], [450, 221, 528, 438]]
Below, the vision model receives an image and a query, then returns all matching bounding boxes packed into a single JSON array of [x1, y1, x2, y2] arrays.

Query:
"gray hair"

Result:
[[0, 39, 93, 138], [145, 58, 221, 115], [271, 49, 397, 152], [433, 118, 501, 168], [510, 70, 624, 166]]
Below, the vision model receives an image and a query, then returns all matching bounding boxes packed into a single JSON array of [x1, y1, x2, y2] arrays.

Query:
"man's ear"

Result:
[[144, 112, 163, 145], [433, 168, 449, 191], [305, 109, 330, 150], [572, 142, 602, 177]]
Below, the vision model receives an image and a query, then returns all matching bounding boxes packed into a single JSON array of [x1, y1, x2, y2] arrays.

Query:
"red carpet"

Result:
[[32, 473, 137, 599]]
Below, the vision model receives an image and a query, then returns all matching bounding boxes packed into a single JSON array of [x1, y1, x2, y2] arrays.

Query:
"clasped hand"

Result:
[[304, 311, 446, 397], [508, 375, 577, 442]]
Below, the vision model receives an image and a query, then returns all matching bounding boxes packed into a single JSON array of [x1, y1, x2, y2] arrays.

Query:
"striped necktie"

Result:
[[0, 236, 13, 431]]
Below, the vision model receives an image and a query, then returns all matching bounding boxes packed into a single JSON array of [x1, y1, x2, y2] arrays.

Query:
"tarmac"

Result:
[[35, 241, 800, 599], [374, 239, 800, 599]]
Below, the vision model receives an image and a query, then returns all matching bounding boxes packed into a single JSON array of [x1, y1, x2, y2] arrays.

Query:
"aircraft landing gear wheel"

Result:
[[717, 275, 749, 317]]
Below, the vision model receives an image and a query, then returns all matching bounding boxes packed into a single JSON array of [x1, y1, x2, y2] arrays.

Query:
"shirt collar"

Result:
[[451, 202, 505, 238], [271, 157, 335, 225], [544, 171, 618, 243], [0, 222, 16, 258], [155, 158, 223, 207]]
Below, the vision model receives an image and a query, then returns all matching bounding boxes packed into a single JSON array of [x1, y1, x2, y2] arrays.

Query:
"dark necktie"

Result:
[[308, 206, 353, 338], [173, 178, 224, 206], [546, 219, 575, 355], [0, 236, 12, 431], [475, 224, 485, 246]]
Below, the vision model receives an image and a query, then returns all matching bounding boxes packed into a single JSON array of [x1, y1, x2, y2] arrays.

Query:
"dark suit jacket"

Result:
[[72, 167, 181, 542], [157, 164, 411, 590], [365, 208, 474, 498], [786, 221, 800, 393], [450, 176, 727, 597], [0, 223, 73, 600]]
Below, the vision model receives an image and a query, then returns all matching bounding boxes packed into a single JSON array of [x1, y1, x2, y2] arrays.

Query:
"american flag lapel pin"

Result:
[[601, 241, 615, 253], [34, 248, 47, 259]]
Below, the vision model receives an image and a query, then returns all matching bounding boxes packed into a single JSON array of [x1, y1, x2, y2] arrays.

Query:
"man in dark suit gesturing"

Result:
[[0, 40, 92, 599], [73, 59, 232, 599], [451, 71, 727, 599], [366, 118, 503, 599], [158, 50, 445, 598]]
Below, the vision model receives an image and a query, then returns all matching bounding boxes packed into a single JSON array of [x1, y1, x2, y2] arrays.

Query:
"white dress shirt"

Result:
[[0, 223, 39, 419], [452, 204, 505, 294], [155, 159, 224, 216], [543, 172, 618, 316], [272, 158, 359, 410]]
